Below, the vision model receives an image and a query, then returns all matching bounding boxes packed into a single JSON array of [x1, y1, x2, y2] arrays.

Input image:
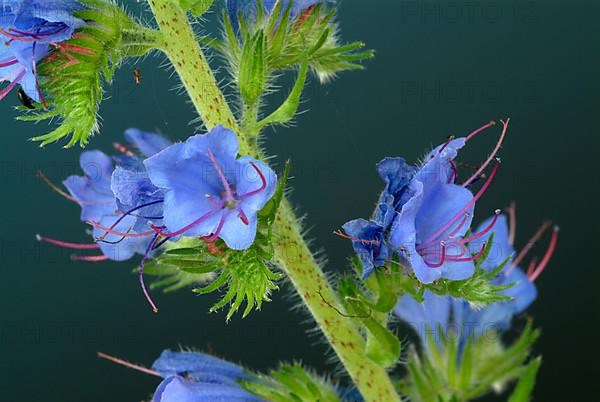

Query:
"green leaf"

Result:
[[337, 276, 401, 368], [363, 317, 402, 368], [256, 56, 309, 129], [179, 0, 214, 16], [508, 357, 541, 402]]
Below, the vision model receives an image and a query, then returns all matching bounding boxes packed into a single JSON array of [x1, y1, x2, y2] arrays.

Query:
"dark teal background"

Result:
[[1, 0, 597, 400]]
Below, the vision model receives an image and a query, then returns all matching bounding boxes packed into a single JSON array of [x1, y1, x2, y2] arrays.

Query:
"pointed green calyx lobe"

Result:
[[243, 363, 344, 402]]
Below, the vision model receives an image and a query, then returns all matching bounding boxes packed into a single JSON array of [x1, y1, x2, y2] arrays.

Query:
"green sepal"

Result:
[[140, 238, 217, 292], [507, 357, 542, 402], [242, 363, 344, 402]]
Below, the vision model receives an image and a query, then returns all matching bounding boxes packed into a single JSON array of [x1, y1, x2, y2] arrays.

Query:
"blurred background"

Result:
[[0, 0, 597, 400]]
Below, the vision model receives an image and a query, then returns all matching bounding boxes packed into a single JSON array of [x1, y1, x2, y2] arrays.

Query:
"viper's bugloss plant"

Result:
[[16, 1, 561, 401]]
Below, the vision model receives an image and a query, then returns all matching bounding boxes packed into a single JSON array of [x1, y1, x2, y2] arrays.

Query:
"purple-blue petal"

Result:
[[415, 183, 474, 244], [414, 137, 467, 199], [395, 291, 452, 345], [63, 151, 116, 222], [473, 214, 515, 271], [342, 218, 388, 279], [153, 376, 262, 402], [152, 350, 249, 380], [93, 214, 150, 261], [124, 129, 173, 158]]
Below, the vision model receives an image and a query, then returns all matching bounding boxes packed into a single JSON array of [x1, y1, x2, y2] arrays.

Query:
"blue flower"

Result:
[[342, 121, 508, 282], [40, 129, 174, 262], [226, 0, 334, 32], [395, 208, 558, 351], [0, 0, 84, 101], [144, 125, 277, 250], [389, 136, 486, 284], [151, 350, 263, 402]]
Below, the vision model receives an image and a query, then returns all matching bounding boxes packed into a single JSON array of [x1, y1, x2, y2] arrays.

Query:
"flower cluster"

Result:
[[395, 207, 559, 349], [0, 0, 84, 103], [38, 126, 277, 312], [342, 120, 509, 283]]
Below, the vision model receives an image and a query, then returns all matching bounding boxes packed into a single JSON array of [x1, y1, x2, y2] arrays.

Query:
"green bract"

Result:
[[19, 0, 161, 147], [398, 323, 540, 402]]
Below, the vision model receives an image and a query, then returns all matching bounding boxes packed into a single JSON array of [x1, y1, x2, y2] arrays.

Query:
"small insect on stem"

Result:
[[17, 87, 36, 109], [133, 67, 142, 85]]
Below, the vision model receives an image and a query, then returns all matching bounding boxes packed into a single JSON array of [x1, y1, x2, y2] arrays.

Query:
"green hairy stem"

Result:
[[148, 1, 400, 400]]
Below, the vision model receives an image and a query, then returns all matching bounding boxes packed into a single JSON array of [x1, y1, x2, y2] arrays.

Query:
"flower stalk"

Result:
[[147, 1, 401, 400]]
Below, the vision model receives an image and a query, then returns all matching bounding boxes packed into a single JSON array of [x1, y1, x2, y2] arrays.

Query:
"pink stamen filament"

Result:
[[438, 136, 456, 155], [0, 69, 25, 101], [448, 159, 458, 183], [334, 230, 380, 245], [139, 235, 160, 313], [512, 220, 552, 267], [97, 352, 161, 377], [205, 194, 221, 207], [71, 255, 109, 262], [238, 209, 249, 225], [37, 171, 112, 206], [463, 119, 509, 187], [424, 243, 446, 268], [203, 213, 228, 243], [150, 206, 223, 238], [113, 142, 135, 157], [447, 242, 486, 262], [36, 234, 100, 250], [87, 221, 155, 238], [207, 150, 234, 202], [460, 209, 501, 244], [506, 201, 517, 246], [95, 200, 163, 241], [465, 121, 497, 141], [0, 58, 17, 68], [447, 212, 470, 239], [238, 162, 268, 199], [528, 226, 559, 282], [526, 257, 538, 277], [0, 27, 36, 42], [420, 160, 501, 249]]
